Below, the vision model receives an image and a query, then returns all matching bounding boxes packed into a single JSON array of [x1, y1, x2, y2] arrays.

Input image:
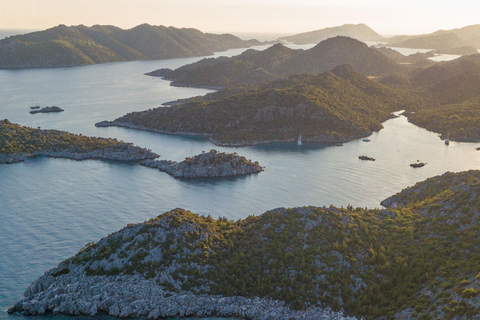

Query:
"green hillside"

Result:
[[51, 170, 480, 319], [101, 65, 412, 145]]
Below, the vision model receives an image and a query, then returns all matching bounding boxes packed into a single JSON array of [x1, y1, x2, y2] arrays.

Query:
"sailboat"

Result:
[[297, 135, 302, 146]]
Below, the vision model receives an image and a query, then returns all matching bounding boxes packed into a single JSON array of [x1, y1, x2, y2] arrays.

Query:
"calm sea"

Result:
[[1, 43, 479, 320]]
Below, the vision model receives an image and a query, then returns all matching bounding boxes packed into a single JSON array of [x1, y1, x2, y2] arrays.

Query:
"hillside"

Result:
[[0, 119, 158, 163], [0, 24, 260, 68], [278, 23, 383, 45], [9, 170, 480, 319], [147, 36, 404, 88], [99, 65, 412, 146], [399, 55, 480, 141]]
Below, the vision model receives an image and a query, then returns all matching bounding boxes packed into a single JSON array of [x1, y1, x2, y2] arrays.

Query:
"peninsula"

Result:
[[9, 170, 480, 319], [0, 119, 158, 164], [140, 149, 263, 178], [0, 24, 260, 68], [97, 65, 413, 146]]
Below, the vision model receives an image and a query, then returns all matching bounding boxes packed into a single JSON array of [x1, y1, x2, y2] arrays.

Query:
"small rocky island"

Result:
[[29, 106, 64, 114], [8, 170, 480, 319], [0, 119, 158, 164], [140, 149, 263, 178]]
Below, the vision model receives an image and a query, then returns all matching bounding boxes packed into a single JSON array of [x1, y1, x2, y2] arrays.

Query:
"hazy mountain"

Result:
[[386, 24, 480, 52], [388, 33, 470, 51], [278, 23, 383, 44], [0, 24, 261, 68], [148, 36, 404, 88], [102, 65, 411, 146]]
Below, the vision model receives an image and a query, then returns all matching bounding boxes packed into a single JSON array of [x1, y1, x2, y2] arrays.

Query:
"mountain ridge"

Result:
[[0, 24, 261, 68]]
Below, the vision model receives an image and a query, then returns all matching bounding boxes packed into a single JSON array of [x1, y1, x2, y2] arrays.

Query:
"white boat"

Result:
[[297, 135, 302, 146]]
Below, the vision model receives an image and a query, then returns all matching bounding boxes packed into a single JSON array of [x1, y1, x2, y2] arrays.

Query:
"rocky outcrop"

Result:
[[30, 106, 64, 114], [140, 149, 263, 178], [8, 273, 353, 320]]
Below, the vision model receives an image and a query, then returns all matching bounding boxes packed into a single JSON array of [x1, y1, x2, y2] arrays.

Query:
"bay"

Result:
[[1, 43, 479, 320]]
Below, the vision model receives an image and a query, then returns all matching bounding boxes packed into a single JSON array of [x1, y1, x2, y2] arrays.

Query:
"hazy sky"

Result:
[[1, 0, 478, 36]]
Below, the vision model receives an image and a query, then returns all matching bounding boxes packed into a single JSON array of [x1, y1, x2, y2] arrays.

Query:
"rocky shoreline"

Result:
[[140, 149, 263, 178], [0, 145, 159, 164], [95, 120, 370, 146], [8, 272, 354, 320]]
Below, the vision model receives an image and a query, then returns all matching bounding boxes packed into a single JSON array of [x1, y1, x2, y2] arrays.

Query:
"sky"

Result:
[[1, 0, 478, 36]]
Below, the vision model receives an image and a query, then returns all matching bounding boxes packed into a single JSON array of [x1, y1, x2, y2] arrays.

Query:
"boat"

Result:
[[362, 138, 371, 142], [359, 155, 375, 161], [297, 135, 302, 146], [335, 143, 343, 147], [445, 139, 450, 145]]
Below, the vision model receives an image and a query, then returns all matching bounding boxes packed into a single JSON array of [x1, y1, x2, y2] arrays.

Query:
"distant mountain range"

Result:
[[278, 23, 383, 45], [280, 23, 480, 55], [148, 36, 404, 88], [0, 24, 260, 68]]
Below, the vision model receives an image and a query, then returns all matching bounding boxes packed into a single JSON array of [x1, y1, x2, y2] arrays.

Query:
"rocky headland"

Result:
[[140, 149, 263, 178], [0, 119, 158, 164], [8, 170, 480, 319]]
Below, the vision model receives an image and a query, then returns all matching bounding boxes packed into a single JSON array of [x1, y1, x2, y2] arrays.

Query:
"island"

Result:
[[0, 119, 158, 164], [8, 170, 480, 319], [0, 24, 260, 69], [29, 106, 64, 114], [97, 65, 413, 146], [146, 36, 404, 88], [140, 149, 263, 178]]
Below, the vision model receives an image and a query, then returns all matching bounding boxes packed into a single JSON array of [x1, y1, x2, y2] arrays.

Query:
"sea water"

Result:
[[1, 45, 479, 320]]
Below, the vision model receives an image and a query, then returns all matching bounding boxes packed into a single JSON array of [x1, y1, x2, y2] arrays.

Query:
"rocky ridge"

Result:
[[0, 145, 159, 164], [8, 170, 480, 319], [140, 149, 263, 178], [0, 119, 158, 164]]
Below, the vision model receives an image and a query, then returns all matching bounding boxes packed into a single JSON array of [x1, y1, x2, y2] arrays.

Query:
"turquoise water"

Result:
[[1, 45, 480, 320]]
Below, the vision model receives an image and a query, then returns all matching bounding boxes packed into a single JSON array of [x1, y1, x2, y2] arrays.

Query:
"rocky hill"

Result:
[[147, 36, 404, 88], [399, 55, 480, 141], [140, 149, 263, 178], [278, 23, 383, 45], [98, 65, 413, 146], [9, 170, 480, 319], [0, 119, 158, 163], [0, 24, 260, 68]]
